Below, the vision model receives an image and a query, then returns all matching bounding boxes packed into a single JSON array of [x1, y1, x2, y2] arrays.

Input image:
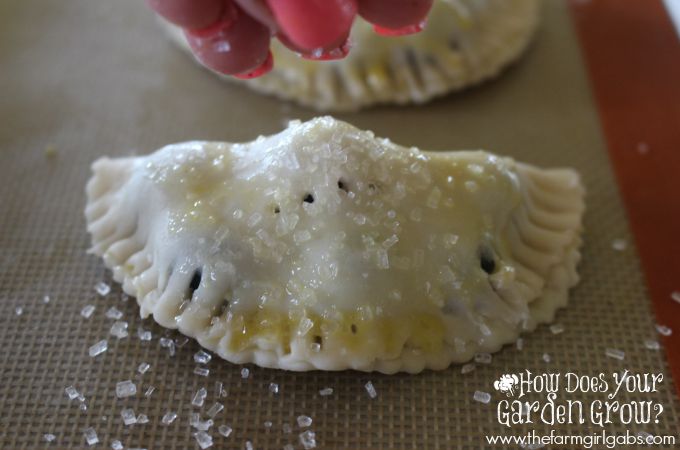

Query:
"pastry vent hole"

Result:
[[213, 300, 230, 318], [303, 193, 314, 204], [187, 269, 202, 299], [337, 179, 349, 193], [313, 335, 323, 351], [480, 251, 496, 275], [350, 324, 358, 334], [273, 205, 280, 214]]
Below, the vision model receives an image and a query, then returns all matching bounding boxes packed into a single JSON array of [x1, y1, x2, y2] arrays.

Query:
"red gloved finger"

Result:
[[147, 0, 226, 30], [233, 0, 278, 32], [276, 32, 350, 61], [185, 6, 272, 76], [358, 0, 433, 36], [266, 0, 357, 51]]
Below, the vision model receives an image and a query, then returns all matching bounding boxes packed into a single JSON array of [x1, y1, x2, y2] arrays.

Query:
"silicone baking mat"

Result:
[[1, 0, 679, 448]]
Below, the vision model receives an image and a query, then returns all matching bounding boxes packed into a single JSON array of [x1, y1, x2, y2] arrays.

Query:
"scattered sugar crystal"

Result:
[[247, 212, 262, 228], [241, 367, 250, 379], [671, 291, 680, 304], [365, 381, 378, 399], [159, 337, 176, 356], [83, 427, 99, 446], [516, 338, 524, 350], [65, 386, 79, 400], [461, 363, 476, 374], [293, 230, 311, 243], [137, 362, 150, 374], [194, 350, 212, 364], [89, 340, 108, 357], [655, 324, 672, 336], [218, 425, 232, 437], [189, 412, 197, 426], [442, 233, 459, 248], [95, 282, 111, 297], [144, 386, 155, 397], [376, 249, 389, 269], [465, 180, 479, 192], [549, 324, 565, 334], [105, 307, 123, 320], [137, 328, 152, 341], [426, 187, 441, 209], [44, 433, 56, 443], [136, 414, 149, 424], [192, 387, 208, 407], [637, 431, 654, 443], [80, 403, 88, 411], [382, 234, 399, 249], [473, 391, 491, 404], [282, 423, 292, 434], [175, 336, 189, 347], [297, 317, 314, 336], [299, 430, 317, 449], [611, 239, 627, 251], [121, 408, 137, 425], [245, 441, 254, 450], [264, 421, 273, 428], [297, 415, 312, 428], [190, 413, 214, 430], [605, 348, 625, 360], [115, 380, 137, 398], [110, 321, 129, 339], [194, 430, 213, 449], [207, 402, 224, 418], [542, 353, 551, 363], [269, 383, 279, 394], [479, 323, 492, 336], [310, 342, 321, 352], [81, 305, 96, 318], [111, 441, 123, 450], [215, 381, 226, 397], [43, 295, 51, 304], [162, 411, 177, 425], [474, 353, 492, 364], [319, 387, 334, 396], [194, 367, 210, 377], [353, 214, 366, 225], [644, 339, 660, 350]]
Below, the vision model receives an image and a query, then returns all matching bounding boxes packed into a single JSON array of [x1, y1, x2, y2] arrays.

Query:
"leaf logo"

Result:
[[493, 374, 519, 397]]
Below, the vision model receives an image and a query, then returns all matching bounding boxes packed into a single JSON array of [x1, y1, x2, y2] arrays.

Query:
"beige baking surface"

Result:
[[1, 0, 678, 449]]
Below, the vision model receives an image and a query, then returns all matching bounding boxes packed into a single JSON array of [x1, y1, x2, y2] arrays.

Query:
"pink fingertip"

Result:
[[233, 50, 273, 78], [147, 0, 226, 30], [300, 38, 351, 61], [373, 21, 426, 37], [185, 2, 238, 38]]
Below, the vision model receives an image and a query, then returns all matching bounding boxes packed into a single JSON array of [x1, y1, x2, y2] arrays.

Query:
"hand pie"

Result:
[[163, 0, 540, 111], [85, 117, 584, 373]]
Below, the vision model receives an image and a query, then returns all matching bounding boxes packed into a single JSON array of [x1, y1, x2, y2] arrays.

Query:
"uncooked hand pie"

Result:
[[163, 0, 540, 111], [85, 117, 584, 373]]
